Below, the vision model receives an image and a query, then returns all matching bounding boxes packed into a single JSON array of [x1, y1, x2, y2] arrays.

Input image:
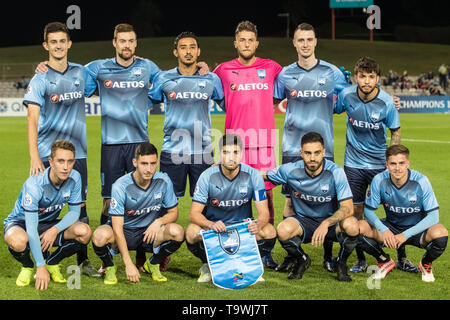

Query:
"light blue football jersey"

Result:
[[274, 60, 349, 158], [365, 169, 439, 227], [335, 85, 400, 169], [109, 171, 178, 229], [4, 167, 82, 225], [86, 57, 161, 145], [267, 159, 353, 219], [23, 63, 97, 160], [149, 68, 224, 155], [192, 164, 267, 224]]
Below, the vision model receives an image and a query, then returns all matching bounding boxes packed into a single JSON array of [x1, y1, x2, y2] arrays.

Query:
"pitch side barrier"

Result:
[[0, 97, 226, 117], [2, 96, 448, 117]]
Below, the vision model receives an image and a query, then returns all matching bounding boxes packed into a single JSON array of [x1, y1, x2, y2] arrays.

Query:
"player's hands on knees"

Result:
[[382, 230, 398, 249], [40, 226, 59, 252], [125, 263, 141, 283], [209, 221, 226, 233], [35, 61, 49, 74], [143, 219, 162, 245], [312, 221, 330, 247], [30, 157, 45, 176], [35, 265, 50, 290], [394, 233, 406, 248], [247, 221, 260, 235]]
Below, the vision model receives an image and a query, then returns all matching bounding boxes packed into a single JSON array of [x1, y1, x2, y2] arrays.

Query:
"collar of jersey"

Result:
[[131, 171, 153, 192], [47, 63, 70, 75], [296, 59, 320, 72], [356, 86, 381, 104], [389, 169, 411, 190], [114, 57, 136, 69], [219, 164, 241, 182]]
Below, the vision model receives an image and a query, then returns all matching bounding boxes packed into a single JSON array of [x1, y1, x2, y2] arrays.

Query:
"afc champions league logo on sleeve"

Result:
[[24, 193, 33, 207], [110, 198, 118, 210], [219, 228, 240, 255]]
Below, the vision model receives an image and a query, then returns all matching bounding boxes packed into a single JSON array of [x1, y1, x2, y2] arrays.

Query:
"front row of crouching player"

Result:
[[3, 135, 447, 289]]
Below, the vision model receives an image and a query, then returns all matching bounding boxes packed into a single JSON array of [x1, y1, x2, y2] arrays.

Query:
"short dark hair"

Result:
[[294, 23, 316, 37], [354, 56, 381, 76], [44, 22, 70, 42], [235, 20, 258, 38], [114, 23, 136, 39], [135, 142, 158, 159], [50, 140, 75, 158], [174, 31, 199, 49], [219, 134, 243, 151], [386, 144, 409, 160], [301, 132, 324, 147]]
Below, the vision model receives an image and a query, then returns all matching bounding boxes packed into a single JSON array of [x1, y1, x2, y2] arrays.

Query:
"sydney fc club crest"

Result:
[[257, 69, 266, 79], [219, 229, 240, 255]]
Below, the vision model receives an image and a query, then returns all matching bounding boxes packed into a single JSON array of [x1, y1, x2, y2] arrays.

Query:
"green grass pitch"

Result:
[[0, 113, 449, 300]]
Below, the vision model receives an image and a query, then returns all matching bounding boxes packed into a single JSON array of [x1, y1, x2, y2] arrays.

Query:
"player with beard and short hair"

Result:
[[213, 21, 282, 269], [186, 134, 277, 283], [149, 31, 224, 199], [261, 132, 359, 282], [334, 57, 415, 273], [358, 145, 448, 282]]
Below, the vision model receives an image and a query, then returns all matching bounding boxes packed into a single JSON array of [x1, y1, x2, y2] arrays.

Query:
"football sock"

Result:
[[337, 234, 359, 264], [421, 236, 448, 265], [257, 237, 276, 257], [47, 239, 83, 265], [187, 241, 207, 264], [92, 243, 115, 267], [323, 238, 334, 261], [149, 240, 183, 265], [358, 235, 390, 263], [279, 235, 306, 259], [8, 245, 34, 268], [266, 189, 275, 225], [356, 246, 366, 261], [397, 244, 407, 261]]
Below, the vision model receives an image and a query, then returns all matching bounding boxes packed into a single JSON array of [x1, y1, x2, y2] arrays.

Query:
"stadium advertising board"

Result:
[[1, 96, 448, 116]]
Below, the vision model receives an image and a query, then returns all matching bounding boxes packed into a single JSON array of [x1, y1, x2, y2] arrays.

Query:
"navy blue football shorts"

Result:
[[289, 214, 339, 244], [344, 166, 385, 204], [101, 143, 141, 198], [159, 151, 214, 198]]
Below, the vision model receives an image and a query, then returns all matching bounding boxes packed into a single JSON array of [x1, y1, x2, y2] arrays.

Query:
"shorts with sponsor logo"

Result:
[[380, 219, 425, 248], [101, 143, 141, 198], [160, 151, 213, 198], [281, 154, 335, 196], [242, 147, 277, 190], [344, 166, 385, 204], [105, 222, 157, 252], [3, 219, 65, 247], [289, 214, 338, 244]]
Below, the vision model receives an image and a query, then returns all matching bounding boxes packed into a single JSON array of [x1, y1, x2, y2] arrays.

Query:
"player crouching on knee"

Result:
[[4, 140, 93, 290], [186, 134, 277, 283], [357, 145, 448, 282], [262, 132, 360, 282], [91, 142, 184, 285]]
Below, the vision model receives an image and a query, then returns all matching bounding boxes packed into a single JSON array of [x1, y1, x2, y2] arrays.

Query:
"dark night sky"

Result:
[[2, 0, 449, 47]]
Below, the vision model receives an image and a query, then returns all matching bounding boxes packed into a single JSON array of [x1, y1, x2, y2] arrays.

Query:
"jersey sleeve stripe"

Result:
[[424, 207, 439, 214]]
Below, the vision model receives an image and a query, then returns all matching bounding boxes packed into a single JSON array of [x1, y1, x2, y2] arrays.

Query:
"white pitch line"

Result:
[[387, 138, 450, 144]]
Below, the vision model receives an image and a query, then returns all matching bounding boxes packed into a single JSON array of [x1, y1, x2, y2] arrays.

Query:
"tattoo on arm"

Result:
[[390, 128, 401, 145], [326, 206, 351, 226]]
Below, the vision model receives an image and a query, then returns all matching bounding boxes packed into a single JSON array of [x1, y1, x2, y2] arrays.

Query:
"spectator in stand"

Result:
[[13, 76, 30, 90], [400, 70, 410, 91], [429, 82, 443, 96], [438, 63, 448, 91], [427, 70, 434, 81]]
